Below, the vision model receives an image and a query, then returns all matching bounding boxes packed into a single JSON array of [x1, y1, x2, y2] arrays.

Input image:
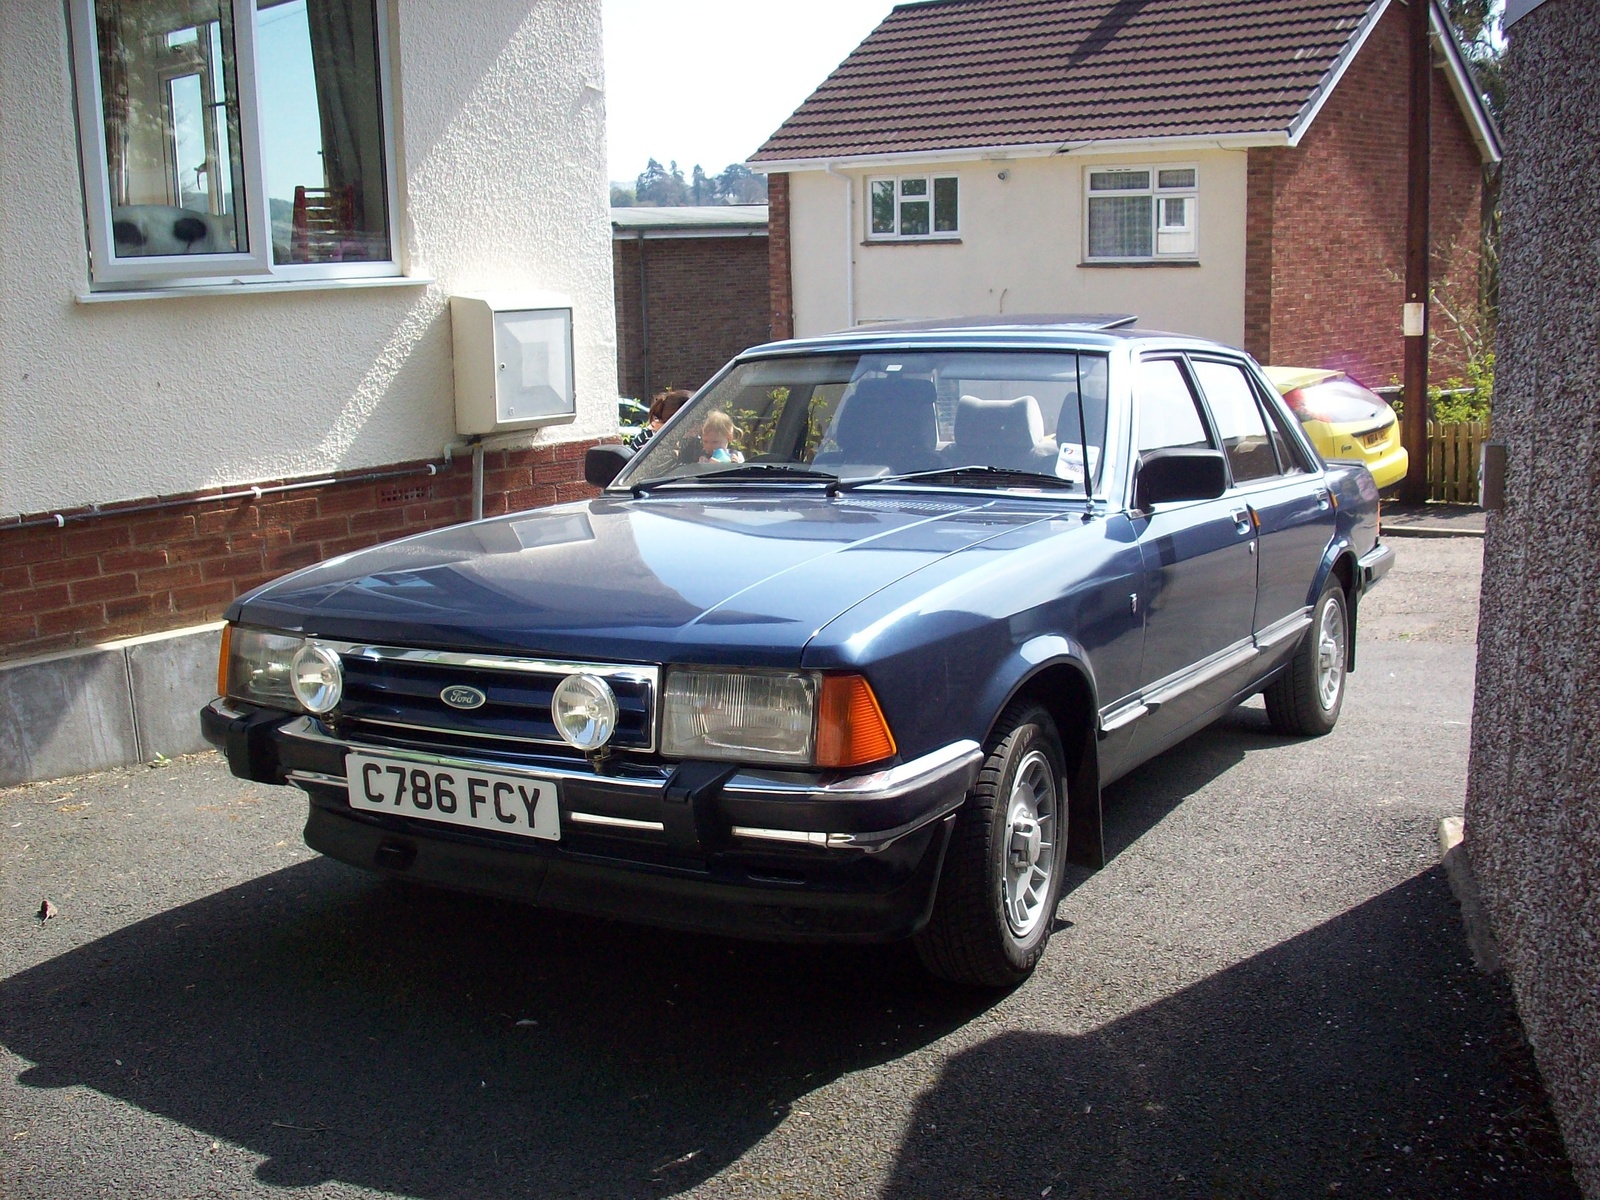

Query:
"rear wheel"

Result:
[[914, 702, 1066, 988], [1265, 577, 1348, 736]]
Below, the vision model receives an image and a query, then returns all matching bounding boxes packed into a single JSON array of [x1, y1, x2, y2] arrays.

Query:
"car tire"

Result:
[[1264, 577, 1349, 737], [914, 701, 1067, 988]]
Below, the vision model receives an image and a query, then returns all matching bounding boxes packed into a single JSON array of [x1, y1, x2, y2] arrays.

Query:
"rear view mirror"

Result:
[[1135, 448, 1228, 509], [585, 444, 634, 488]]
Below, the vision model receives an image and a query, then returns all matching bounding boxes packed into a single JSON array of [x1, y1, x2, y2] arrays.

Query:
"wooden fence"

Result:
[[1427, 420, 1488, 503]]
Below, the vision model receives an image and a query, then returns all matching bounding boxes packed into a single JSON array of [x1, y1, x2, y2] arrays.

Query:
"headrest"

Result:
[[834, 376, 938, 455], [955, 395, 1044, 450]]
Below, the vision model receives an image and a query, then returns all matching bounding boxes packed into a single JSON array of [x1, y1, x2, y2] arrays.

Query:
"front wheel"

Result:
[[1264, 578, 1349, 736], [914, 702, 1067, 988]]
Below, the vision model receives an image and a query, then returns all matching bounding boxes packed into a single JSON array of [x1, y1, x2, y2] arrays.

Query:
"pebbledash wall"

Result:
[[0, 0, 618, 667], [1244, 0, 1485, 384], [1466, 0, 1600, 1192]]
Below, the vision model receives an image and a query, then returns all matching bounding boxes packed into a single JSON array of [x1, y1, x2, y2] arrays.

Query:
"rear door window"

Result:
[[1137, 358, 1212, 452], [1191, 359, 1278, 483]]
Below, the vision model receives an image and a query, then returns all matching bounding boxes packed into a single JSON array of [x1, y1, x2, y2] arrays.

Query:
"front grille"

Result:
[[324, 642, 658, 752]]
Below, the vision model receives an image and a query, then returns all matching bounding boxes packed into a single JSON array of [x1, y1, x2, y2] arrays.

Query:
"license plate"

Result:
[[346, 752, 560, 841]]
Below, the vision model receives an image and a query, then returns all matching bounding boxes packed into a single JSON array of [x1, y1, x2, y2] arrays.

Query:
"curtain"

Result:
[[304, 0, 385, 245], [95, 0, 130, 205]]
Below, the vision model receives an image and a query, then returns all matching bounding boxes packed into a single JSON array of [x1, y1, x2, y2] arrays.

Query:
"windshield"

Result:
[[616, 350, 1111, 492]]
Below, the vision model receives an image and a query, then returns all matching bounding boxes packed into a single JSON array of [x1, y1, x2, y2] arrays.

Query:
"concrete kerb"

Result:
[[1439, 816, 1505, 974], [0, 622, 224, 788]]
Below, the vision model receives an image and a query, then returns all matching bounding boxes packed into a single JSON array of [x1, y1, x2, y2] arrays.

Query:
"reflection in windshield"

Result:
[[618, 352, 1111, 493]]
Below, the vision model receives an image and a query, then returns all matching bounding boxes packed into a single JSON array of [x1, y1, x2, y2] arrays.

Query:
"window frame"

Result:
[[1083, 164, 1200, 264], [68, 0, 402, 289], [865, 173, 960, 242]]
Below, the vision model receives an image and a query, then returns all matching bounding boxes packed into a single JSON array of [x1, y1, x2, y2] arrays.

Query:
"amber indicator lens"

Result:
[[816, 674, 896, 769]]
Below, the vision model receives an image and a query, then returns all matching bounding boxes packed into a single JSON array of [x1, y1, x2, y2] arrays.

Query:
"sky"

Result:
[[601, 0, 898, 184]]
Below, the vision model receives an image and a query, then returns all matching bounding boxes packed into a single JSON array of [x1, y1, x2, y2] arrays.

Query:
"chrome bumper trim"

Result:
[[720, 740, 983, 803], [273, 717, 981, 853], [570, 811, 666, 832], [1358, 542, 1395, 588]]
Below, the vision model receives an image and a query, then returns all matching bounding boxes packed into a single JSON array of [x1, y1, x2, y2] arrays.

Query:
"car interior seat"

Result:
[[945, 395, 1056, 473], [812, 376, 943, 474]]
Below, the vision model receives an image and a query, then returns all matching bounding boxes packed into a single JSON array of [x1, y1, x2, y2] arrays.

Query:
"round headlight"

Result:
[[290, 642, 344, 714], [551, 673, 617, 752]]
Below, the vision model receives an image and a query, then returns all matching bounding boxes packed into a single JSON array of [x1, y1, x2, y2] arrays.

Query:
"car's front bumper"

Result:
[[201, 699, 982, 942]]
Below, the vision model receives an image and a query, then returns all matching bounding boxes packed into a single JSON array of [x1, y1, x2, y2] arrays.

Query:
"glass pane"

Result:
[[1160, 197, 1189, 228], [1157, 168, 1197, 189], [1087, 196, 1152, 258], [933, 177, 958, 232], [1137, 359, 1211, 452], [257, 0, 390, 264], [899, 177, 927, 197], [870, 180, 895, 234], [899, 199, 930, 236], [96, 0, 246, 257], [1194, 361, 1276, 481], [1089, 169, 1149, 191]]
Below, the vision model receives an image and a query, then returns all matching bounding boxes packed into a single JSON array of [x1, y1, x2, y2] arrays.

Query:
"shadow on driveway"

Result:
[[0, 863, 993, 1196], [882, 870, 1578, 1199]]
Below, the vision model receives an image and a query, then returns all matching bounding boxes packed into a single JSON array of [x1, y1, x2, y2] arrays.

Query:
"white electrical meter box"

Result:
[[450, 294, 576, 435]]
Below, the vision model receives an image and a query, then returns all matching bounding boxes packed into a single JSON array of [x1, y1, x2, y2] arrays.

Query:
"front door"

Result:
[[1129, 357, 1258, 756]]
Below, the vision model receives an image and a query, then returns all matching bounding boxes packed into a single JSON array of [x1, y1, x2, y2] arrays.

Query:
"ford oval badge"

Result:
[[440, 685, 487, 710]]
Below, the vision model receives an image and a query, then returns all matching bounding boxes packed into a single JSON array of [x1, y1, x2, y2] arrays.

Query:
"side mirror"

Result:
[[1135, 448, 1228, 509], [584, 443, 634, 489]]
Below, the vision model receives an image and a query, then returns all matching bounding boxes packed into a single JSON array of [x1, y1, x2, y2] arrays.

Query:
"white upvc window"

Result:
[[69, 0, 399, 289], [1084, 166, 1199, 262], [867, 174, 959, 240]]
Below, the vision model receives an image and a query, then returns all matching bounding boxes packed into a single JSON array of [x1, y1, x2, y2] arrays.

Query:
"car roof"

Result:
[[737, 315, 1236, 359]]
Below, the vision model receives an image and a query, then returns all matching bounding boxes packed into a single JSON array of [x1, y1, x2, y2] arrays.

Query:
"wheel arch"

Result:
[[976, 638, 1105, 870], [1312, 542, 1361, 672]]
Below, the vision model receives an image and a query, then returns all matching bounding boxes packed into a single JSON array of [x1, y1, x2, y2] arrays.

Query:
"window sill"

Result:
[[74, 274, 436, 305], [862, 237, 963, 247], [1078, 260, 1201, 269]]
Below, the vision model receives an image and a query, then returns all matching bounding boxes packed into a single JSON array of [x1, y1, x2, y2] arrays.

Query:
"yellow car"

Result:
[[1263, 366, 1409, 489]]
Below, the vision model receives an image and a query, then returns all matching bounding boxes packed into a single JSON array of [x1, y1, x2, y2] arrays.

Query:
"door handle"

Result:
[[1230, 508, 1252, 534], [1318, 489, 1333, 511]]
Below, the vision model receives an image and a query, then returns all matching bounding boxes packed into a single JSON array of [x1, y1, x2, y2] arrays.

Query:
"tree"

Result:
[[1444, 0, 1505, 123], [635, 158, 689, 206]]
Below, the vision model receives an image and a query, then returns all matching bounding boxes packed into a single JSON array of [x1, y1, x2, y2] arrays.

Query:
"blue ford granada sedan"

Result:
[[203, 317, 1393, 987]]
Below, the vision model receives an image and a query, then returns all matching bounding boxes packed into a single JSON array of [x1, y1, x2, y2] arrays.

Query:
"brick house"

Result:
[[750, 0, 1501, 386], [611, 206, 770, 399]]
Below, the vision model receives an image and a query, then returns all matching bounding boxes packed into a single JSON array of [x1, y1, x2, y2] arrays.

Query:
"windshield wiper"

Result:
[[630, 463, 841, 496], [837, 465, 1081, 492]]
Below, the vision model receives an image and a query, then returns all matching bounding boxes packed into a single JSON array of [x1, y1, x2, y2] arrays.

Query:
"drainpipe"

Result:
[[636, 230, 651, 395], [825, 162, 856, 328]]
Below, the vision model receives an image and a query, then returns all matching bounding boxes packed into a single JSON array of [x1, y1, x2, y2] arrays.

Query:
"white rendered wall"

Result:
[[788, 150, 1247, 346], [0, 0, 617, 518]]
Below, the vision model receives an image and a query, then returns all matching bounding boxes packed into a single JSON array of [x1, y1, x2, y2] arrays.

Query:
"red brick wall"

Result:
[[0, 444, 599, 661], [612, 233, 771, 399], [1243, 4, 1486, 386], [768, 173, 794, 341]]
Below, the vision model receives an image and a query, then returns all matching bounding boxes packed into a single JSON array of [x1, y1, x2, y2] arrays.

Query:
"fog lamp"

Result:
[[551, 673, 617, 752], [290, 642, 344, 714]]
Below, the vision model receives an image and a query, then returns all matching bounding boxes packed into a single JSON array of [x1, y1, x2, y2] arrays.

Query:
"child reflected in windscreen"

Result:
[[697, 411, 745, 464]]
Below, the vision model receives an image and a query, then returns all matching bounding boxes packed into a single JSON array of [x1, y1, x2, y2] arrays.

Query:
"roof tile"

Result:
[[751, 0, 1376, 161]]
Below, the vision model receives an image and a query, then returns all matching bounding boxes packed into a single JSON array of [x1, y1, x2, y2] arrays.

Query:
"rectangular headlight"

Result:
[[223, 626, 303, 711], [661, 668, 816, 765]]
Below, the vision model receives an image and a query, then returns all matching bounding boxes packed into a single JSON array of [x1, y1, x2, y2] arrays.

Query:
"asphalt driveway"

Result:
[[0, 537, 1579, 1199]]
